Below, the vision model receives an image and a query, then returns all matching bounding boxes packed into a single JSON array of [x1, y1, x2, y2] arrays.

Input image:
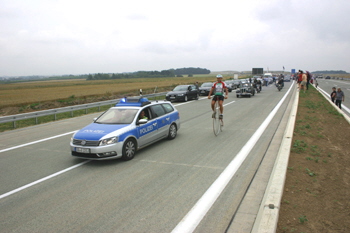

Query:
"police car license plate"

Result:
[[76, 147, 90, 153]]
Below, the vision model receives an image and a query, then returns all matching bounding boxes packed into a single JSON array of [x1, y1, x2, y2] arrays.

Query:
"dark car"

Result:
[[284, 75, 291, 82], [199, 82, 213, 96], [325, 76, 331, 79], [224, 80, 234, 92], [231, 79, 242, 89], [166, 84, 199, 102], [236, 82, 255, 98]]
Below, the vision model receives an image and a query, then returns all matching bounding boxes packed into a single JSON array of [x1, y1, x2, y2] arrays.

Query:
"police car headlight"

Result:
[[99, 137, 118, 146], [178, 93, 184, 96]]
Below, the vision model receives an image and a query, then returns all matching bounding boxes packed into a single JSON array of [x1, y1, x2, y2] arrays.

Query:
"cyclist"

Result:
[[208, 74, 228, 119]]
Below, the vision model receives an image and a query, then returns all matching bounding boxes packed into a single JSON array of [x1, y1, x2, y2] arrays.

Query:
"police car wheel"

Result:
[[184, 95, 188, 102], [122, 139, 136, 161], [167, 124, 177, 140]]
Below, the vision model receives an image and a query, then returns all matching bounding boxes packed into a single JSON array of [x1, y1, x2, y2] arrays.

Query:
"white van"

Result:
[[263, 73, 273, 84], [263, 73, 272, 78]]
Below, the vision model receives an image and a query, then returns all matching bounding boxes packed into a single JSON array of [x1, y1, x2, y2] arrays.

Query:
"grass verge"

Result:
[[277, 85, 350, 232]]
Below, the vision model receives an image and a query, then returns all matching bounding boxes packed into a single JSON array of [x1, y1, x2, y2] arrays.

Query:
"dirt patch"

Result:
[[277, 88, 350, 232]]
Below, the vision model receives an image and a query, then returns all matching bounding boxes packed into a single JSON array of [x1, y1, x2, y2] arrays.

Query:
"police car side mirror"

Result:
[[138, 119, 148, 125], [93, 117, 97, 122]]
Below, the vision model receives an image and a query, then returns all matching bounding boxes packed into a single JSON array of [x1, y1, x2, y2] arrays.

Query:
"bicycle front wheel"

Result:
[[212, 101, 221, 136]]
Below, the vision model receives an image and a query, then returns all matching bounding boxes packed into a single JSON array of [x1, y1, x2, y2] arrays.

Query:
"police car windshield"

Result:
[[95, 109, 138, 124]]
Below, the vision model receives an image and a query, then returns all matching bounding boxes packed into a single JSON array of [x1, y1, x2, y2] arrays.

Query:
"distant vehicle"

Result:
[[236, 82, 255, 98], [231, 79, 242, 88], [240, 79, 249, 85], [284, 75, 291, 82], [166, 85, 199, 102], [325, 76, 331, 79], [276, 80, 283, 91], [70, 97, 180, 161], [263, 73, 273, 78], [224, 80, 233, 92], [199, 82, 213, 96]]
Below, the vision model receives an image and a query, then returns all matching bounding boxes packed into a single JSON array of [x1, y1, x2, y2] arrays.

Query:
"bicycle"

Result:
[[212, 100, 223, 136]]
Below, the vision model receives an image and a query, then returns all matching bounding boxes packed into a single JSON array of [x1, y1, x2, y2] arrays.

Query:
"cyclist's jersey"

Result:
[[212, 81, 227, 96]]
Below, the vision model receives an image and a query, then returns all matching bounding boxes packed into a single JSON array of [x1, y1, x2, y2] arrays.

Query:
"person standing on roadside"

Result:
[[194, 81, 199, 91], [300, 70, 307, 93], [330, 87, 337, 103], [306, 71, 311, 90], [297, 70, 303, 90], [335, 88, 345, 109]]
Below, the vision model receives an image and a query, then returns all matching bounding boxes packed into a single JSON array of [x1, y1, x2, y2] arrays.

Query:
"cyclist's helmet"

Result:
[[216, 74, 223, 78]]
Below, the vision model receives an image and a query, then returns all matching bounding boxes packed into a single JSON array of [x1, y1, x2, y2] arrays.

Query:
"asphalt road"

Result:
[[0, 81, 295, 233]]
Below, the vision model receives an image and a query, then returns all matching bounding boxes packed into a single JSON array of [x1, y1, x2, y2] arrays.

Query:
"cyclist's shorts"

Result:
[[213, 95, 224, 101]]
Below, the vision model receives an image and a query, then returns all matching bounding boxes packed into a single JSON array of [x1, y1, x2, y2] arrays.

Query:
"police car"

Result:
[[70, 97, 180, 161]]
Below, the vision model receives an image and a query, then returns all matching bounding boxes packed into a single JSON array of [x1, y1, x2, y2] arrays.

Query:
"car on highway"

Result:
[[231, 79, 242, 89], [165, 84, 199, 102], [198, 82, 213, 96], [284, 75, 291, 82], [70, 97, 180, 161], [240, 79, 249, 85], [236, 82, 255, 98], [224, 80, 235, 91]]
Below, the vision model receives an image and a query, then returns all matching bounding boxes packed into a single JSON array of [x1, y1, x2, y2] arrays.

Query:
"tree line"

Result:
[[312, 70, 348, 74], [86, 67, 211, 80], [0, 67, 211, 83]]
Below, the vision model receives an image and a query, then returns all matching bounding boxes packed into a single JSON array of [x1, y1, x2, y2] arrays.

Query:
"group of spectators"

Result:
[[296, 70, 310, 93], [296, 70, 345, 109], [330, 86, 345, 109]]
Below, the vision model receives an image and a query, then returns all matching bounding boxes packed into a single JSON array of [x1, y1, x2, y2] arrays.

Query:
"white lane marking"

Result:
[[223, 100, 236, 106], [0, 131, 77, 153], [0, 160, 90, 200], [173, 97, 208, 106], [172, 83, 294, 233]]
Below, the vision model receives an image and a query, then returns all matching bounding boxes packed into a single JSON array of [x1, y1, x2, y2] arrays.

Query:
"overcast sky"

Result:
[[1, 0, 349, 76]]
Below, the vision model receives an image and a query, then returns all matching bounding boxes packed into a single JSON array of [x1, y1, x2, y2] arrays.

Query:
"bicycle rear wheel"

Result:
[[212, 101, 221, 136]]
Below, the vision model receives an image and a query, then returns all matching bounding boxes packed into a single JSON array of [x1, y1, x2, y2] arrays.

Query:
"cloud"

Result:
[[0, 0, 350, 76]]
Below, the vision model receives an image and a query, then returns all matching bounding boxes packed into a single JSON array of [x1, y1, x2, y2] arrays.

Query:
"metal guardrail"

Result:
[[0, 92, 166, 128]]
